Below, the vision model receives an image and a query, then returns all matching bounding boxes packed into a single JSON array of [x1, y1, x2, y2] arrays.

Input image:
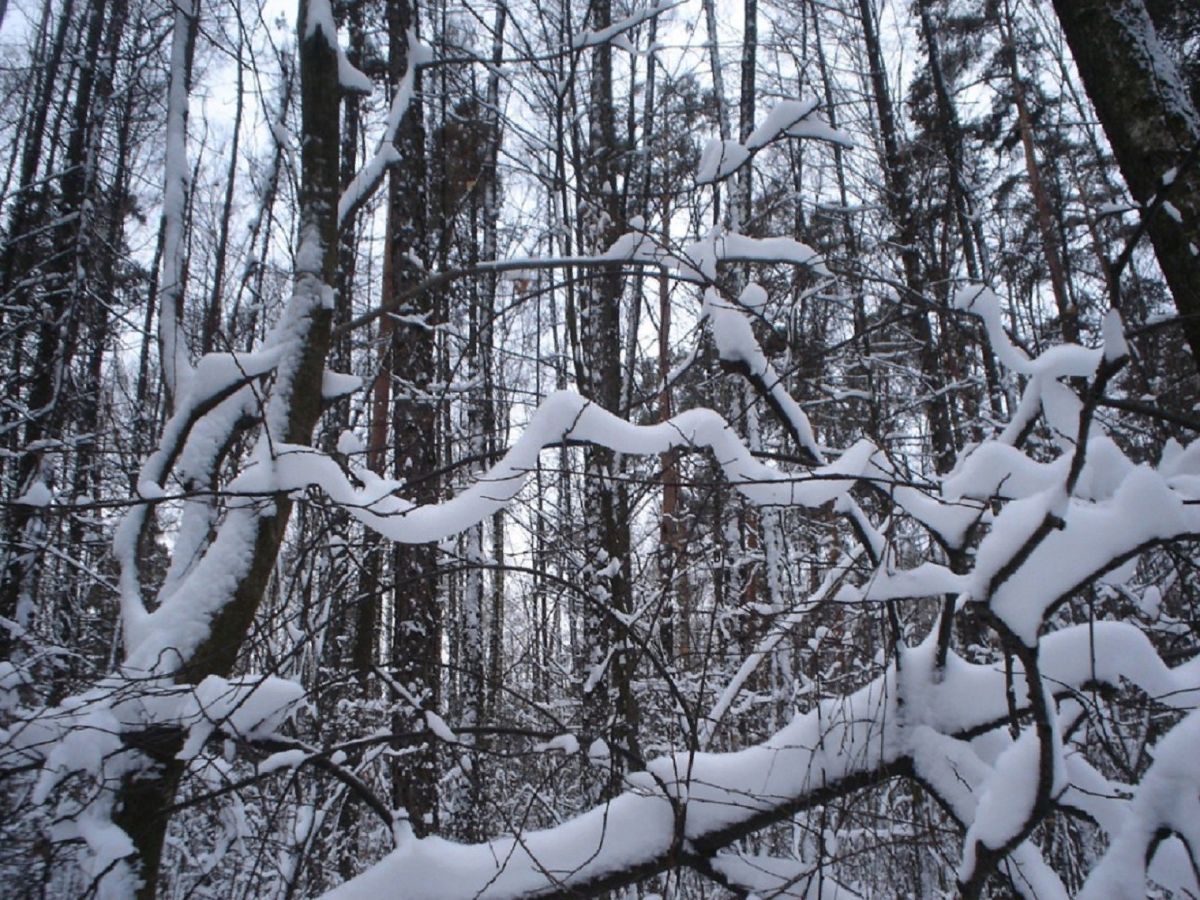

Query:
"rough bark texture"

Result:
[[1052, 0, 1200, 365], [384, 0, 442, 836]]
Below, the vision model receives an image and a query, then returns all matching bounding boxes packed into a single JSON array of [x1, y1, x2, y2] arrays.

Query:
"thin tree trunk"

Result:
[[200, 17, 244, 355], [657, 197, 690, 661], [578, 0, 639, 797], [0, 0, 109, 659], [157, 0, 198, 413], [1000, 0, 1078, 343], [856, 0, 959, 474]]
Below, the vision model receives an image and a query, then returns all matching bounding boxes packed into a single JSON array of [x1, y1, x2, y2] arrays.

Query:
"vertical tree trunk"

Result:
[[913, 0, 987, 284], [200, 19, 244, 355], [736, 0, 756, 232], [812, 3, 880, 437], [578, 0, 638, 798], [0, 0, 76, 323], [354, 211, 393, 689], [156, 0, 198, 414], [66, 0, 130, 669], [657, 198, 691, 662], [0, 0, 110, 660], [384, 0, 441, 836], [856, 0, 959, 475]]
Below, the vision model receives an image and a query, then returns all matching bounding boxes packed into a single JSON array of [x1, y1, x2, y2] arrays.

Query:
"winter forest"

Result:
[[2, 0, 1200, 895]]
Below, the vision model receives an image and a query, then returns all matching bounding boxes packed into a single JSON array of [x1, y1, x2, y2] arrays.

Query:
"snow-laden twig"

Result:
[[337, 29, 433, 228], [569, 0, 682, 50], [320, 621, 1199, 899]]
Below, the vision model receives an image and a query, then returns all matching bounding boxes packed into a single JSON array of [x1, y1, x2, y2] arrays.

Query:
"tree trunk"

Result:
[[856, 0, 959, 475], [1000, 0, 1079, 343], [110, 3, 340, 893], [1051, 0, 1200, 367], [0, 0, 109, 660], [578, 0, 638, 799], [384, 0, 441, 837]]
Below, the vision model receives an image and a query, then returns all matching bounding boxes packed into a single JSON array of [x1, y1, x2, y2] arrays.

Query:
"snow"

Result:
[[0, 661, 31, 712], [338, 31, 432, 227], [738, 281, 768, 311], [1138, 585, 1162, 618], [123, 500, 264, 669], [337, 55, 374, 94], [1101, 308, 1129, 362], [224, 390, 882, 547], [699, 285, 826, 459], [958, 725, 1060, 883], [602, 216, 660, 262], [701, 544, 865, 746], [177, 675, 308, 760], [7, 670, 301, 900], [14, 480, 52, 507], [955, 285, 1100, 379], [745, 99, 853, 149], [158, 0, 200, 407], [63, 810, 138, 899], [745, 99, 821, 149], [586, 737, 610, 764], [1079, 710, 1200, 899], [839, 561, 966, 603], [976, 465, 1198, 643], [696, 138, 750, 184], [21, 12, 1200, 892], [534, 733, 579, 755], [304, 0, 379, 98], [424, 710, 457, 743], [704, 287, 760, 363], [570, 0, 680, 50], [322, 369, 362, 399], [23, 93, 1193, 900], [136, 479, 166, 500], [303, 0, 336, 41], [325, 674, 897, 899], [337, 429, 364, 456], [943, 433, 1135, 505], [697, 99, 852, 186], [259, 749, 309, 774], [908, 727, 1069, 899]]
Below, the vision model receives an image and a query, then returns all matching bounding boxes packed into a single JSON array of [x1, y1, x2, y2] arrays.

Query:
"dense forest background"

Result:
[[1, 0, 1199, 896]]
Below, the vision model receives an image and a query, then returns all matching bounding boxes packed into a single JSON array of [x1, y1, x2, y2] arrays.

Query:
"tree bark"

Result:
[[383, 0, 442, 836], [111, 3, 340, 893], [1000, 0, 1078, 343], [577, 0, 638, 799], [1052, 0, 1200, 367]]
